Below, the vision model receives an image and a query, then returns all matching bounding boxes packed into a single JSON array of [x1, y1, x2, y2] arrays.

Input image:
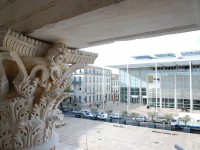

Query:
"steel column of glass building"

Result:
[[109, 52, 200, 111]]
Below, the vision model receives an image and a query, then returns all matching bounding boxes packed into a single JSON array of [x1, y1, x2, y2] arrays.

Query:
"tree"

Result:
[[91, 107, 98, 113], [147, 111, 156, 122], [164, 113, 173, 124], [76, 103, 82, 111], [180, 115, 191, 127], [129, 112, 140, 118], [105, 110, 113, 116], [121, 110, 128, 117]]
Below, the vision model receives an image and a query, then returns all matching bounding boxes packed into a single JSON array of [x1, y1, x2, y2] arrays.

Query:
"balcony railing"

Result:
[[72, 80, 82, 84]]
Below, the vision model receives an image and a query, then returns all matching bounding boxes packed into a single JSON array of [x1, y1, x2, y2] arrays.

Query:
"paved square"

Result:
[[56, 117, 200, 150]]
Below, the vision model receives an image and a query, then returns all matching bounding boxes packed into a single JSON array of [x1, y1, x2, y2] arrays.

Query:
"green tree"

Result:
[[164, 113, 173, 124], [121, 110, 128, 117], [180, 115, 191, 127], [105, 110, 113, 116], [76, 103, 82, 111], [91, 107, 98, 113], [147, 111, 156, 122], [129, 112, 140, 118]]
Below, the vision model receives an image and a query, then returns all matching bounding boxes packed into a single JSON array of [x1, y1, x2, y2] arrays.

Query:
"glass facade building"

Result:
[[114, 54, 200, 111]]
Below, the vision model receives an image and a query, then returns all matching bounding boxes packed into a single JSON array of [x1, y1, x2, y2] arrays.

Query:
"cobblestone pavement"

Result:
[[56, 117, 200, 150]]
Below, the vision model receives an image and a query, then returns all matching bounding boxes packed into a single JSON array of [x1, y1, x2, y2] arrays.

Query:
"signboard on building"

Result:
[[148, 73, 160, 88]]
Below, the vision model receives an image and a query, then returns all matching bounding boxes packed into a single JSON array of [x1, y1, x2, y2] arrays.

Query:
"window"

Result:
[[79, 96, 81, 103], [89, 96, 91, 102]]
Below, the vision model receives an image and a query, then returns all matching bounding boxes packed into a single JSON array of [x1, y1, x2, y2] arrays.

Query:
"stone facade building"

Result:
[[71, 66, 112, 106], [111, 74, 119, 101]]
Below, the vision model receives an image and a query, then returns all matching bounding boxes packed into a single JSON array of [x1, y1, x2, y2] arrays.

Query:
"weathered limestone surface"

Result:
[[0, 28, 97, 150]]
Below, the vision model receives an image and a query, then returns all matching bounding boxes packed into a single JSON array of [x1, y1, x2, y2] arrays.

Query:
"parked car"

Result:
[[97, 113, 108, 120], [72, 110, 81, 114], [94, 112, 103, 117], [152, 116, 166, 124], [120, 117, 133, 124], [109, 113, 121, 119], [133, 115, 146, 122], [81, 110, 92, 118], [72, 108, 82, 114], [84, 112, 94, 118]]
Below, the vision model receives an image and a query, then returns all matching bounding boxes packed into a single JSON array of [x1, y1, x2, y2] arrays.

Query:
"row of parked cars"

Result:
[[132, 115, 167, 124], [72, 110, 167, 124], [73, 110, 120, 120]]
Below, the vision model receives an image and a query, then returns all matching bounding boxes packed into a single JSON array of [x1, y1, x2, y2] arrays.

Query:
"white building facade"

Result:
[[110, 51, 200, 111], [71, 66, 112, 105]]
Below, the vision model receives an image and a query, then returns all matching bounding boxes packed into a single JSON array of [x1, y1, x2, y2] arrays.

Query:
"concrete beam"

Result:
[[0, 0, 125, 33]]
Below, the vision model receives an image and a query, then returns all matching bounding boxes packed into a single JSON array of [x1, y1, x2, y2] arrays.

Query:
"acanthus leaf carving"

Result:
[[14, 120, 44, 149], [31, 92, 57, 121], [0, 103, 9, 127], [0, 28, 98, 150], [14, 76, 38, 98], [0, 129, 13, 150], [44, 117, 56, 142]]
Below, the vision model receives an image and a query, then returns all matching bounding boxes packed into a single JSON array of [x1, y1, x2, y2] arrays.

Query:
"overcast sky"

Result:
[[81, 30, 200, 74]]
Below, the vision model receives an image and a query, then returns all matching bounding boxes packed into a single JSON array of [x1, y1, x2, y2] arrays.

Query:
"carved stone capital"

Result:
[[0, 28, 97, 150], [1, 27, 51, 57], [46, 43, 98, 66]]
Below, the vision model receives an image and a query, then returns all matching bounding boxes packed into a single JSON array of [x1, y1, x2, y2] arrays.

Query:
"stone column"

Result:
[[0, 28, 97, 150]]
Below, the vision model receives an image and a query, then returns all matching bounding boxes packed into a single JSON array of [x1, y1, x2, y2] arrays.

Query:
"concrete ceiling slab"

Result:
[[1, 0, 200, 49]]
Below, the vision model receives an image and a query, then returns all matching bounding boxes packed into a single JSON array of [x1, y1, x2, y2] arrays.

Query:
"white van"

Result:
[[97, 113, 108, 120], [171, 112, 200, 130], [109, 113, 121, 119]]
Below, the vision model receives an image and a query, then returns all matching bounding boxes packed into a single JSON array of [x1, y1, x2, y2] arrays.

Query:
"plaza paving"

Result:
[[56, 117, 200, 150]]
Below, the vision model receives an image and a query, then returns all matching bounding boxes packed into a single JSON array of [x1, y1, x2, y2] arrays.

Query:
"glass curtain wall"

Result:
[[130, 70, 140, 104], [147, 68, 160, 107], [119, 69, 127, 102], [161, 71, 175, 108], [120, 69, 148, 104], [176, 69, 190, 109], [119, 63, 200, 110], [192, 64, 200, 110]]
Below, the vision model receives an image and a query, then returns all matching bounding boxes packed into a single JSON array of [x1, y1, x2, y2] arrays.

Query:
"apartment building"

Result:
[[71, 66, 112, 105], [111, 74, 119, 101]]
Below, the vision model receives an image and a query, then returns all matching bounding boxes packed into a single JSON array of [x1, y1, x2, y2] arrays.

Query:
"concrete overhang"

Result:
[[108, 57, 200, 69], [1, 0, 200, 49]]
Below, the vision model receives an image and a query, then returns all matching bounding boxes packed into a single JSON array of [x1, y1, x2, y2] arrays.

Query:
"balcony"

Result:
[[72, 80, 82, 84]]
